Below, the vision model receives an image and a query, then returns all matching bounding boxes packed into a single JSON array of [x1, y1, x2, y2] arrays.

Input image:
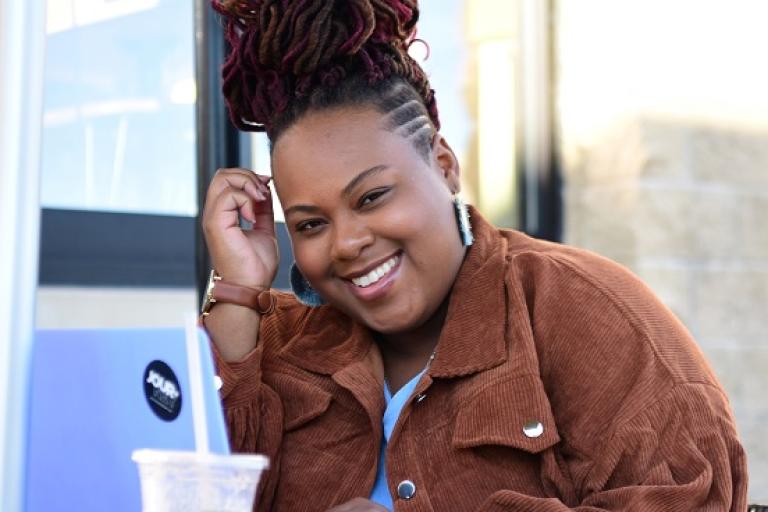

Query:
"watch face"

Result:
[[201, 270, 218, 313]]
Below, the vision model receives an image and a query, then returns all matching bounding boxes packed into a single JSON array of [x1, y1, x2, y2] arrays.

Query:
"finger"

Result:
[[253, 176, 273, 201], [217, 168, 272, 204], [254, 173, 272, 184], [222, 176, 265, 206], [249, 183, 276, 237], [204, 176, 266, 223], [221, 168, 264, 198], [206, 168, 263, 206], [207, 188, 261, 231], [217, 176, 273, 228]]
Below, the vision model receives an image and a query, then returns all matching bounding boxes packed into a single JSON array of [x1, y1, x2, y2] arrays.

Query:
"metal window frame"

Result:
[[517, 0, 562, 242], [1, 1, 46, 509], [194, 0, 293, 303]]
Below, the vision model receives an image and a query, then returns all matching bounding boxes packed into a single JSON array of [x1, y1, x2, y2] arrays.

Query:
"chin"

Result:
[[365, 319, 411, 335], [358, 306, 426, 335], [327, 286, 434, 334]]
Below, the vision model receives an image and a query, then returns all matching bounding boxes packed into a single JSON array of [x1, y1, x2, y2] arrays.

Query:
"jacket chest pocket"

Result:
[[268, 372, 332, 432], [269, 373, 371, 508], [270, 372, 368, 454], [452, 375, 561, 454], [407, 375, 562, 509]]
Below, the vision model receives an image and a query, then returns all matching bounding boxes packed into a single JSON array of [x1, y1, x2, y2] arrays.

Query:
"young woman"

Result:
[[200, 1, 748, 510]]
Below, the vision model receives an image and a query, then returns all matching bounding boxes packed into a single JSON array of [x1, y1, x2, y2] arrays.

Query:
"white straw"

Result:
[[184, 313, 209, 454]]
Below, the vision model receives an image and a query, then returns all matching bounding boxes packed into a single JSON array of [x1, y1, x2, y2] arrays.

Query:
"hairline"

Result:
[[268, 102, 434, 162]]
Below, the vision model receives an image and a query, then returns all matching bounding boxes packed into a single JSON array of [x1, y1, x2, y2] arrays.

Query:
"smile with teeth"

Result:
[[350, 255, 400, 288]]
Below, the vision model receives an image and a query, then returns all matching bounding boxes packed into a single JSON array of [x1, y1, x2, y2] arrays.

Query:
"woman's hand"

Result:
[[202, 168, 278, 288], [326, 497, 389, 512]]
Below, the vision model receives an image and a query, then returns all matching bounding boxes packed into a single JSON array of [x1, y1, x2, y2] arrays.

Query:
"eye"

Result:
[[295, 219, 326, 233], [358, 187, 390, 208]]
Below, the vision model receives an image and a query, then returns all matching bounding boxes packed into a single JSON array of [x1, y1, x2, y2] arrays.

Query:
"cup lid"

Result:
[[132, 449, 269, 470]]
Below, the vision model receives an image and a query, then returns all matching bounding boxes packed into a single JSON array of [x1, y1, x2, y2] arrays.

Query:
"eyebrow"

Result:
[[341, 164, 389, 197], [283, 164, 390, 218], [283, 204, 322, 217]]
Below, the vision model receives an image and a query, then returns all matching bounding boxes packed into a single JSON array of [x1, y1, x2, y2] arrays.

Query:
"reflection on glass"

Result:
[[41, 0, 197, 216]]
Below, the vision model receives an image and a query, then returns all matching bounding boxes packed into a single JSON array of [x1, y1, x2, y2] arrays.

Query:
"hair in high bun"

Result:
[[212, 0, 440, 153]]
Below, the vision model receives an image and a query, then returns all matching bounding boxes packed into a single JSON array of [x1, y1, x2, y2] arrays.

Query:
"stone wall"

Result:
[[564, 119, 768, 501], [557, 0, 768, 501]]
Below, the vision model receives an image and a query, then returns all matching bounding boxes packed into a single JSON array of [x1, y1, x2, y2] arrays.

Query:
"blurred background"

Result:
[[22, 0, 768, 502]]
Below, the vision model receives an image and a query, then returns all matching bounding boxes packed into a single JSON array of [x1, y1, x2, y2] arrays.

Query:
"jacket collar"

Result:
[[277, 207, 508, 379], [427, 207, 508, 378]]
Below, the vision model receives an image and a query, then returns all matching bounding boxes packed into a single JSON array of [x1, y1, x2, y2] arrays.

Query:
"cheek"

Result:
[[384, 186, 453, 237], [404, 205, 463, 287], [292, 238, 329, 282], [389, 194, 457, 253]]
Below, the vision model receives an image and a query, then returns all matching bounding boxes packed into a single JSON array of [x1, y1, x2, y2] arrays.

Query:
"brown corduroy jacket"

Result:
[[213, 211, 748, 511]]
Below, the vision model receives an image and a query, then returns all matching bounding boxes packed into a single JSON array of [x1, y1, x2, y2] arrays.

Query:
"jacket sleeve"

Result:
[[484, 251, 749, 511], [207, 292, 308, 511], [476, 382, 748, 511]]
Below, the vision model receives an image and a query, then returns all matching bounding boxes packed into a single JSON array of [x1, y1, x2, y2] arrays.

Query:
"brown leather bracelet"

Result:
[[201, 270, 275, 316]]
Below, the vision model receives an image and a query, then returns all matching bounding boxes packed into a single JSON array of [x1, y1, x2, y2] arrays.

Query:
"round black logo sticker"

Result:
[[143, 360, 182, 421]]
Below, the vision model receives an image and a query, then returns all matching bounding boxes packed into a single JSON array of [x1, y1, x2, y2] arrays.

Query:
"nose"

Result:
[[330, 217, 374, 261]]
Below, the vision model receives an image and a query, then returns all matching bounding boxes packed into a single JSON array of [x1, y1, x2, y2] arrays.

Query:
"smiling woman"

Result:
[[274, 107, 465, 338], [199, 1, 748, 511]]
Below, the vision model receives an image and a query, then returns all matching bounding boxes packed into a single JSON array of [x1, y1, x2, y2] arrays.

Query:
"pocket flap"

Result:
[[452, 375, 560, 454], [269, 373, 332, 431]]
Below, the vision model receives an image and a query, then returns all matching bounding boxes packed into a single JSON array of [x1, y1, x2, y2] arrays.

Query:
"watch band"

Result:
[[201, 270, 275, 316]]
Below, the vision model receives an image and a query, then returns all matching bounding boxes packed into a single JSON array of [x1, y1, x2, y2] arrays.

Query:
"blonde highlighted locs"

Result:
[[213, 0, 439, 156]]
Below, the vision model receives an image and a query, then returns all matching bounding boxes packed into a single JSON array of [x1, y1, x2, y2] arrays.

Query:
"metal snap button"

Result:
[[213, 375, 223, 391], [397, 480, 416, 500], [523, 420, 544, 438], [416, 393, 426, 402]]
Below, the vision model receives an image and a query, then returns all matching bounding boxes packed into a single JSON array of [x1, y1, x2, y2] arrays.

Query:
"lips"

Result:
[[341, 251, 403, 302], [350, 254, 400, 288]]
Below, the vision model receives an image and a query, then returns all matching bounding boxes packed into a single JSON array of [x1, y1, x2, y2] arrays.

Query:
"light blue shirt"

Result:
[[369, 369, 427, 510]]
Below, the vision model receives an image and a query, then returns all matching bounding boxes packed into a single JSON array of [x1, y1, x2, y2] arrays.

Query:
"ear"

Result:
[[431, 133, 461, 194]]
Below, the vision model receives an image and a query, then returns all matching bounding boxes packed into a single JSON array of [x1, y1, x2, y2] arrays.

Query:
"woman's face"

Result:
[[272, 106, 466, 334]]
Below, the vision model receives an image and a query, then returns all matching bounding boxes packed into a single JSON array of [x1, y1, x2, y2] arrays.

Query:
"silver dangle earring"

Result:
[[453, 196, 474, 247], [289, 263, 326, 307]]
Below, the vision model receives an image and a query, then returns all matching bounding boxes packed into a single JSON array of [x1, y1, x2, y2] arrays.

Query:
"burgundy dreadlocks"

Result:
[[212, 0, 440, 156]]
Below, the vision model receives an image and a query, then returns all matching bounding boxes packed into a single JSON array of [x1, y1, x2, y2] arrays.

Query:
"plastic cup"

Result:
[[132, 449, 269, 512]]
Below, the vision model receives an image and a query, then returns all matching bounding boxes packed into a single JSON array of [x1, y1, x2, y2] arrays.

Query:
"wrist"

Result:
[[201, 270, 275, 316], [213, 269, 272, 289]]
